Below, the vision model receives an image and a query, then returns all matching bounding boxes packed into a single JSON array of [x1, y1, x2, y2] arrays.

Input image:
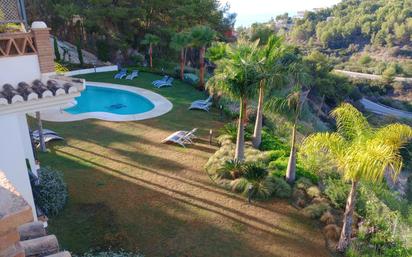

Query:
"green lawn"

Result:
[[35, 71, 331, 257]]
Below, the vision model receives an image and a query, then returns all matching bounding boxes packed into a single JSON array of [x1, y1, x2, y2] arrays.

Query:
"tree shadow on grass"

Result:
[[46, 155, 289, 257], [49, 148, 328, 254]]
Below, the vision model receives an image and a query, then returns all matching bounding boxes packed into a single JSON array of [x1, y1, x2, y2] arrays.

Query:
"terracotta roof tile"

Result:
[[0, 77, 85, 105]]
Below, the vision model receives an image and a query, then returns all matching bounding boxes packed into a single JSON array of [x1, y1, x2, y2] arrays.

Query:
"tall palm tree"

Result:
[[190, 26, 216, 89], [266, 87, 310, 183], [252, 35, 287, 148], [301, 103, 412, 252], [141, 33, 160, 68], [170, 31, 192, 80], [207, 39, 262, 161]]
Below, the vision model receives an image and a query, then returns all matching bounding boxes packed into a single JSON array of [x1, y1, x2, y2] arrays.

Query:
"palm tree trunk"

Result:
[[36, 111, 46, 152], [337, 180, 358, 252], [235, 98, 246, 161], [180, 48, 185, 80], [149, 43, 153, 68], [286, 123, 297, 183], [199, 46, 205, 89], [252, 81, 264, 148]]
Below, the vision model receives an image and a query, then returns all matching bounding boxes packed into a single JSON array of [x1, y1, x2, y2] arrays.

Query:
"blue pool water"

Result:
[[65, 85, 155, 115]]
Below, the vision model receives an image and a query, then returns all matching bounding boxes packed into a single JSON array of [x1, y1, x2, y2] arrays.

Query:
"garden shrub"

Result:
[[269, 163, 319, 184], [218, 122, 253, 142], [205, 140, 269, 176], [230, 163, 275, 200], [350, 184, 412, 257], [260, 130, 289, 151], [307, 186, 321, 198], [265, 150, 286, 162], [324, 178, 350, 209], [271, 176, 292, 198], [302, 202, 330, 219], [294, 177, 313, 190], [34, 167, 68, 216]]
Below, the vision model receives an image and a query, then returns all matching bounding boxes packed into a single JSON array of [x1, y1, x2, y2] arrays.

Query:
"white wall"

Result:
[[64, 65, 118, 76], [0, 114, 37, 220], [0, 55, 41, 86], [18, 114, 37, 176]]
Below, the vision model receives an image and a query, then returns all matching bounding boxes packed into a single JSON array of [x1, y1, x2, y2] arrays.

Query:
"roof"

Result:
[[0, 76, 85, 106]]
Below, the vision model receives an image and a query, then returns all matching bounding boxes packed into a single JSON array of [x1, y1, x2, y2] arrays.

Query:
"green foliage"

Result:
[[30, 1, 230, 62], [269, 159, 319, 184], [141, 33, 160, 46], [260, 130, 290, 152], [271, 176, 292, 198], [218, 122, 253, 142], [306, 186, 321, 198], [96, 40, 110, 62], [230, 163, 274, 199], [359, 54, 372, 65], [54, 37, 61, 61], [290, 0, 412, 49], [189, 25, 216, 48], [77, 39, 84, 67], [34, 167, 68, 216], [302, 202, 330, 219], [215, 159, 245, 180], [350, 184, 411, 257], [324, 177, 350, 209]]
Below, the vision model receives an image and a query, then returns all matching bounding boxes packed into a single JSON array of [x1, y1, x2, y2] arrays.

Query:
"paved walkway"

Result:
[[361, 98, 412, 119]]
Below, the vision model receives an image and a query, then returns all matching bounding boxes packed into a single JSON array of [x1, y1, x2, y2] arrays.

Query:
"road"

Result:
[[335, 69, 412, 83], [360, 98, 412, 119]]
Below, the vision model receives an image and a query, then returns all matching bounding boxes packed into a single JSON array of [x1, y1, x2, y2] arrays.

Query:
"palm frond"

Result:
[[331, 103, 371, 141], [301, 132, 346, 161]]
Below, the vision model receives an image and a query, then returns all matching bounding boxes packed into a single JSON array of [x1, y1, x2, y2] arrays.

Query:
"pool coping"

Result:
[[37, 82, 173, 122]]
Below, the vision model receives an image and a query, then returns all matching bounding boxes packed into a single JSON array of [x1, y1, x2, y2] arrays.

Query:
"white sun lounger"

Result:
[[162, 128, 198, 147], [32, 129, 58, 137], [154, 77, 174, 88], [192, 95, 212, 105], [32, 134, 64, 144], [114, 69, 127, 79], [126, 70, 139, 80], [189, 102, 212, 112], [152, 76, 169, 86]]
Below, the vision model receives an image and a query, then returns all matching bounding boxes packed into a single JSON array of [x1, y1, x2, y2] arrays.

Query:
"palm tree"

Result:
[[266, 87, 310, 183], [301, 103, 412, 252], [252, 35, 287, 148], [190, 26, 216, 89], [207, 39, 262, 161], [170, 31, 192, 80], [141, 33, 160, 68]]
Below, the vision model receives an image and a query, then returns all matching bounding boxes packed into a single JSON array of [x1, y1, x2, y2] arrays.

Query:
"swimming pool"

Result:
[[38, 83, 173, 122], [66, 85, 155, 115]]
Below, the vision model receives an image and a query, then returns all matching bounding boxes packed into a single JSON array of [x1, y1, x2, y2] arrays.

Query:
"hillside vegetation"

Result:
[[285, 0, 412, 77]]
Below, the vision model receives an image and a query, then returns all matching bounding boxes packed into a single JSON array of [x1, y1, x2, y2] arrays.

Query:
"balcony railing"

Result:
[[0, 31, 37, 57], [0, 0, 27, 25]]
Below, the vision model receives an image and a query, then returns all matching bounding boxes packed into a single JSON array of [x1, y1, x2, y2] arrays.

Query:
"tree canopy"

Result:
[[290, 0, 412, 49]]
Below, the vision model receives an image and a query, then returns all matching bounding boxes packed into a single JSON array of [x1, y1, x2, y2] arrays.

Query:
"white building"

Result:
[[0, 20, 85, 220]]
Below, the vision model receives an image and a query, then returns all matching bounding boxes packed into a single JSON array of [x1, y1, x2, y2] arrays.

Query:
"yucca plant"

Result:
[[216, 159, 245, 179], [301, 103, 412, 252], [230, 163, 275, 199]]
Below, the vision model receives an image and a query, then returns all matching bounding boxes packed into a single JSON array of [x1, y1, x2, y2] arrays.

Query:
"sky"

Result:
[[220, 0, 342, 27]]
